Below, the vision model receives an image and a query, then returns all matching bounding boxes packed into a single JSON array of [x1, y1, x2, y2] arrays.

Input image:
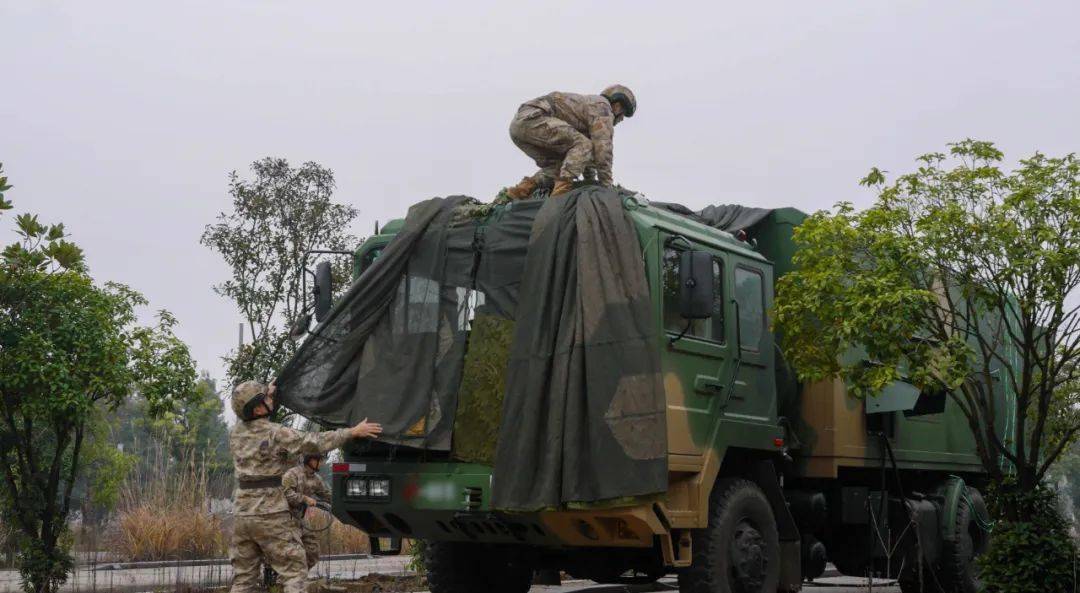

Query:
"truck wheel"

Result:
[[942, 487, 988, 593], [898, 486, 989, 593], [678, 478, 780, 593], [425, 541, 532, 593]]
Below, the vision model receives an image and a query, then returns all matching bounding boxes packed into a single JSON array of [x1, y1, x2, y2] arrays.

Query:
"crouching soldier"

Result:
[[505, 84, 636, 199], [229, 380, 382, 593], [283, 453, 331, 574]]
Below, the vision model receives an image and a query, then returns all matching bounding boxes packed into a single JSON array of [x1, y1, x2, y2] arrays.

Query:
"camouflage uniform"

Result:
[[509, 91, 617, 187], [228, 382, 352, 593], [282, 464, 332, 570]]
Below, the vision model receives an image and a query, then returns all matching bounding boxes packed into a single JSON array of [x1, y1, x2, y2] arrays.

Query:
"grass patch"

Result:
[[108, 446, 228, 561]]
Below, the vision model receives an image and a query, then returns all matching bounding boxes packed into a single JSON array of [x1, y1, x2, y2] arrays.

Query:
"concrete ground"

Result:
[[0, 557, 900, 593], [534, 574, 900, 593], [0, 556, 409, 593]]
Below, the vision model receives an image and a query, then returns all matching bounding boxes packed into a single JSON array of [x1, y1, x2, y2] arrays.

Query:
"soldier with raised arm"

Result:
[[228, 380, 382, 593]]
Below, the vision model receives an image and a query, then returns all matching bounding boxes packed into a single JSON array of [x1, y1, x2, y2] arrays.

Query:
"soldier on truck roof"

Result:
[[505, 84, 637, 199]]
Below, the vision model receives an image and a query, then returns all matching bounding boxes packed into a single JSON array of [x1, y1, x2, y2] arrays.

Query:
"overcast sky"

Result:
[[3, 1, 1079, 397]]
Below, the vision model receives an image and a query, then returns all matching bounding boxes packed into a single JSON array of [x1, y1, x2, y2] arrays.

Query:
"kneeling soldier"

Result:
[[283, 453, 331, 574], [229, 380, 382, 593]]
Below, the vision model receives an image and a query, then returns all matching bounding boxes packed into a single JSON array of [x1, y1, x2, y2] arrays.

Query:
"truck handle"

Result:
[[720, 299, 744, 406]]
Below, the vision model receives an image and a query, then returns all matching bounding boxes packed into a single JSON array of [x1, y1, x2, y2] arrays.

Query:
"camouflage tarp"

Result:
[[491, 187, 666, 510], [652, 202, 773, 233], [276, 186, 666, 509], [274, 195, 474, 449]]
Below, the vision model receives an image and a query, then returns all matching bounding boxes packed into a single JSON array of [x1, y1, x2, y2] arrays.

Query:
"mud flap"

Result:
[[753, 460, 802, 591], [779, 541, 802, 592]]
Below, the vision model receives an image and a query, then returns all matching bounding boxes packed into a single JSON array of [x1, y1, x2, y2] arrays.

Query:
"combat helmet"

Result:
[[601, 84, 637, 117], [301, 451, 326, 470], [232, 380, 271, 421]]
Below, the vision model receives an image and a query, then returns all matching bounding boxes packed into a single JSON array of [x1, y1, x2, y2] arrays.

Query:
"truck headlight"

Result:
[[369, 478, 391, 498], [346, 478, 368, 497]]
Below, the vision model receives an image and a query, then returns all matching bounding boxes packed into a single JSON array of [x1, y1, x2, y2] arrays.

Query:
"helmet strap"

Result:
[[242, 394, 273, 421]]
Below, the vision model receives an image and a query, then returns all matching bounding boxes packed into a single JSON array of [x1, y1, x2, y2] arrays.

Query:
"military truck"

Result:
[[287, 191, 1001, 593]]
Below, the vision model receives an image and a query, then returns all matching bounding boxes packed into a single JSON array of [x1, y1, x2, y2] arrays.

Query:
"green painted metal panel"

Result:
[[866, 381, 921, 413]]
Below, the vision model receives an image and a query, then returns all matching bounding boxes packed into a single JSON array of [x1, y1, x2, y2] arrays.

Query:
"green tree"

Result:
[[775, 141, 1080, 499], [120, 373, 232, 478], [0, 165, 198, 593], [201, 158, 358, 388]]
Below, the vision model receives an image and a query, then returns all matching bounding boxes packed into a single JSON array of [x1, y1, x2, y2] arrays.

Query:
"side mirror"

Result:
[[679, 250, 715, 320], [314, 261, 334, 322]]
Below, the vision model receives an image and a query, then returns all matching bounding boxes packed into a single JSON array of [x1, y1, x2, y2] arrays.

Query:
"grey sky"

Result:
[[3, 1, 1079, 393]]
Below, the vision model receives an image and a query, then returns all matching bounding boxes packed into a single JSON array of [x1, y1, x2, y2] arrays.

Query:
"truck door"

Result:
[[727, 263, 775, 423], [657, 233, 733, 456]]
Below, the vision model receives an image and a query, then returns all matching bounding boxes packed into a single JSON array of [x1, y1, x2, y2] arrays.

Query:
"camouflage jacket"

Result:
[[521, 92, 616, 186], [282, 465, 331, 520], [229, 418, 350, 516]]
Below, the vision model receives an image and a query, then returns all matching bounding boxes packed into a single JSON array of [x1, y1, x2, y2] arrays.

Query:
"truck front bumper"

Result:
[[331, 460, 663, 549]]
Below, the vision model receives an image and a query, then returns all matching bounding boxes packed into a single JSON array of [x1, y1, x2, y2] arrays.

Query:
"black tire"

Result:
[[425, 540, 532, 593], [678, 478, 781, 593], [898, 486, 989, 593], [942, 487, 988, 593]]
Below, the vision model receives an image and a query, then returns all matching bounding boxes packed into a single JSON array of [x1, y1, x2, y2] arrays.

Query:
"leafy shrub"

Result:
[[979, 481, 1077, 593], [406, 539, 426, 575]]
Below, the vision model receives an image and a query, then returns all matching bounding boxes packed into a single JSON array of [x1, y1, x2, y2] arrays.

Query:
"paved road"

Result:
[[0, 556, 899, 593], [0, 556, 410, 593], [531, 575, 899, 593]]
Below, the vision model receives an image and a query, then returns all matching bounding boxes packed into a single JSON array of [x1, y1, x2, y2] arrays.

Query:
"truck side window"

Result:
[[663, 248, 724, 342], [734, 267, 765, 351]]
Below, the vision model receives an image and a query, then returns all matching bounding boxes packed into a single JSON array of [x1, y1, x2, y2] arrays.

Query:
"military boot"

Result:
[[505, 176, 539, 201], [551, 178, 574, 197]]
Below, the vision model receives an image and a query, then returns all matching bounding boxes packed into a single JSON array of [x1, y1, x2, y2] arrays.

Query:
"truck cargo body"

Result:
[[322, 194, 1000, 591]]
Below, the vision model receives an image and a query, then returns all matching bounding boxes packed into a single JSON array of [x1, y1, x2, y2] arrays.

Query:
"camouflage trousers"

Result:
[[301, 530, 320, 569], [509, 106, 594, 184], [230, 511, 308, 593]]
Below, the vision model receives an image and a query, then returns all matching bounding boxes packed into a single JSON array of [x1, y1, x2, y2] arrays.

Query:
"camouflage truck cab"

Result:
[[316, 194, 999, 593]]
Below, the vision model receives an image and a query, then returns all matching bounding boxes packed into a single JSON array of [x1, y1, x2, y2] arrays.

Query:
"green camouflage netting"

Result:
[[451, 315, 515, 465], [277, 187, 667, 510]]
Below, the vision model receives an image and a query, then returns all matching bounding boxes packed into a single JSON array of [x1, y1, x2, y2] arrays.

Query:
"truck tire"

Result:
[[678, 478, 781, 593], [898, 486, 989, 593], [941, 487, 988, 593], [425, 541, 532, 593]]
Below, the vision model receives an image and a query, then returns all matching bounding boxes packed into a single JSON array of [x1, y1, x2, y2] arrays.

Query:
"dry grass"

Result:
[[109, 445, 228, 561], [107, 441, 373, 561], [113, 506, 226, 561], [305, 514, 370, 555]]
